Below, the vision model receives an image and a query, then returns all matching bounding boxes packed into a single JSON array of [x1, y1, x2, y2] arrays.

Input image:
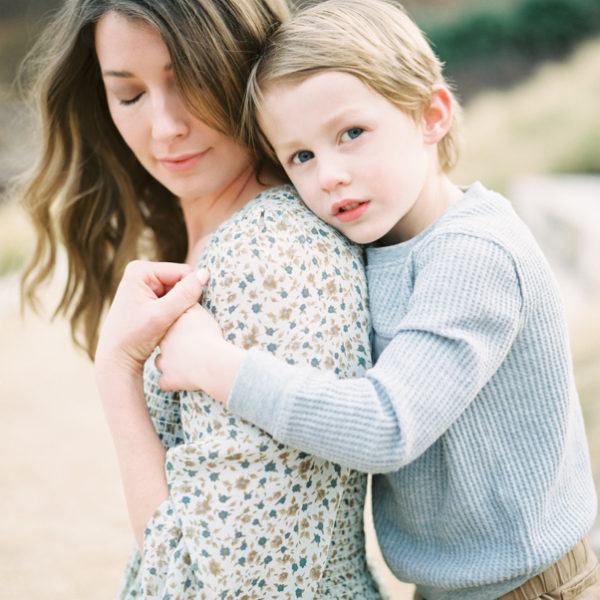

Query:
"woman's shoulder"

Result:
[[243, 184, 323, 229], [212, 184, 360, 258]]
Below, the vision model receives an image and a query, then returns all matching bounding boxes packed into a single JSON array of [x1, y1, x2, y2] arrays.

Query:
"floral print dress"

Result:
[[115, 186, 381, 599]]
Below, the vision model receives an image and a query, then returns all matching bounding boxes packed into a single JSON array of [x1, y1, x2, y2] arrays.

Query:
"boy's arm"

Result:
[[157, 302, 246, 403], [160, 233, 523, 473], [220, 233, 524, 472]]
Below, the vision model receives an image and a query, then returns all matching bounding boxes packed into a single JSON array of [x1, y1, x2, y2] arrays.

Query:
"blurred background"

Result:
[[1, 0, 599, 598]]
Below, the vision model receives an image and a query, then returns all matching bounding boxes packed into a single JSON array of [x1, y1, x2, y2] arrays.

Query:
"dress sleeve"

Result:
[[228, 231, 524, 473], [144, 350, 185, 449], [137, 188, 372, 599]]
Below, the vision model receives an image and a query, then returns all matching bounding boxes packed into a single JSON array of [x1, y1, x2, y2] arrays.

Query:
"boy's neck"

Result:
[[379, 175, 463, 247]]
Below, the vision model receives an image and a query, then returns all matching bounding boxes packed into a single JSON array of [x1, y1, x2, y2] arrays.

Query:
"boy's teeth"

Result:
[[340, 203, 360, 212]]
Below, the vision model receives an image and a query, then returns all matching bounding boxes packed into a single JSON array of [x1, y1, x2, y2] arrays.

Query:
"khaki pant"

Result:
[[413, 535, 600, 600]]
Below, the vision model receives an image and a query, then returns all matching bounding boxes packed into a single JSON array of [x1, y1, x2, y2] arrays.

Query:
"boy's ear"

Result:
[[423, 86, 453, 144]]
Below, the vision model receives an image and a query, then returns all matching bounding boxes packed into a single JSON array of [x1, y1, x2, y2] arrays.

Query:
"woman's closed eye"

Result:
[[118, 92, 144, 106], [291, 149, 314, 165], [341, 127, 364, 142]]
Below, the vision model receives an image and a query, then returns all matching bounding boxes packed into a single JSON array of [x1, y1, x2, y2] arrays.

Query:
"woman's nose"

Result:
[[151, 91, 189, 142]]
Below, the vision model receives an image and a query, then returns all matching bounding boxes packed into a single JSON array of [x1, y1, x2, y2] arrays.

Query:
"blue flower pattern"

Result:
[[115, 186, 380, 599]]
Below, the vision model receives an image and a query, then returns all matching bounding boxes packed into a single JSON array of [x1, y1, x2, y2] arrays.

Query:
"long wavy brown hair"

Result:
[[15, 0, 291, 359]]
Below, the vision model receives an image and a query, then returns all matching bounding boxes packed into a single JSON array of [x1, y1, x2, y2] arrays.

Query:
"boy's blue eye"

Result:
[[341, 127, 363, 141], [292, 150, 314, 165]]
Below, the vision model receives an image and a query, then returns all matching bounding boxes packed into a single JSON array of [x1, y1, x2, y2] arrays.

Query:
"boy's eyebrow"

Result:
[[271, 136, 302, 153], [101, 64, 173, 77], [269, 132, 312, 158]]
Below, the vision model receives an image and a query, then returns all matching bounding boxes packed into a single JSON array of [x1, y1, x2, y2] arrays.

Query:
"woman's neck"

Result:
[[181, 167, 278, 266]]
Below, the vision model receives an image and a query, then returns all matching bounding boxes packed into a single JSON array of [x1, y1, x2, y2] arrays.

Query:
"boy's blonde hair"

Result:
[[244, 0, 461, 173]]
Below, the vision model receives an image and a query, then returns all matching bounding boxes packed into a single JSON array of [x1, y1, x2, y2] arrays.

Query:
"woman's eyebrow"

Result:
[[101, 64, 173, 78], [102, 69, 135, 78]]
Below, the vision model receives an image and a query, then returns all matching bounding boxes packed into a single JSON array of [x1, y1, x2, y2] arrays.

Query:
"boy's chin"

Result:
[[340, 230, 381, 247]]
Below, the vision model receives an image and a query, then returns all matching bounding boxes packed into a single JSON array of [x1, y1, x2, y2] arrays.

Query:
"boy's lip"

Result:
[[157, 150, 208, 172], [332, 199, 370, 223]]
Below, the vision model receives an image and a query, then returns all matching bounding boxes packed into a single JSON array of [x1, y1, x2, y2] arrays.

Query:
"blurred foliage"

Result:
[[0, 0, 62, 84], [0, 0, 60, 19], [417, 0, 600, 97], [0, 201, 34, 277], [453, 37, 600, 191], [423, 0, 600, 64], [0, 20, 37, 84]]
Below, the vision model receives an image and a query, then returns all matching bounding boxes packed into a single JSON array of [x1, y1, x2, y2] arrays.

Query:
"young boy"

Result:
[[155, 1, 599, 598]]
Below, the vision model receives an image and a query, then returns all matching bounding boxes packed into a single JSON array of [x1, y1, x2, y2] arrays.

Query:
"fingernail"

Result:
[[196, 268, 210, 285]]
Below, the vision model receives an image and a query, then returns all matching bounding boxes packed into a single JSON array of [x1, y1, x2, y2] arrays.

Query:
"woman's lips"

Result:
[[158, 150, 208, 172], [332, 199, 370, 223]]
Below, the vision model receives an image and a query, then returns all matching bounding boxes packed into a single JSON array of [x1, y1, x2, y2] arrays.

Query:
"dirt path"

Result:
[[0, 285, 132, 599]]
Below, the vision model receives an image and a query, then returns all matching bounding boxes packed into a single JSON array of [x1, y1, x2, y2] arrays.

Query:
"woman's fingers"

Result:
[[156, 269, 209, 324], [123, 260, 193, 297], [96, 261, 210, 370]]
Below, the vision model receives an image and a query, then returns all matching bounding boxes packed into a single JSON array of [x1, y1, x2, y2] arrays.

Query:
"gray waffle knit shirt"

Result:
[[228, 181, 597, 600]]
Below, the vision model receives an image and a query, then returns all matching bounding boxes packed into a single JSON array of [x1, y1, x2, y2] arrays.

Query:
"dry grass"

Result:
[[0, 305, 132, 599], [454, 37, 600, 192]]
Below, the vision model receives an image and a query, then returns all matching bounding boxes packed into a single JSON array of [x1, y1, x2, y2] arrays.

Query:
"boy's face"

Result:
[[259, 71, 443, 245]]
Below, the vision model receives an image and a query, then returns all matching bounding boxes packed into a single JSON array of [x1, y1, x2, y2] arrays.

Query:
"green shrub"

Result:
[[420, 0, 600, 70]]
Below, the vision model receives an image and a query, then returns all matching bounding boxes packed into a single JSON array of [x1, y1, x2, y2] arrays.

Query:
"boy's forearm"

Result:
[[201, 338, 247, 404]]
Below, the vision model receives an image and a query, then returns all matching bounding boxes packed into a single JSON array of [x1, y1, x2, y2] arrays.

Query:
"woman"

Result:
[[17, 0, 382, 597]]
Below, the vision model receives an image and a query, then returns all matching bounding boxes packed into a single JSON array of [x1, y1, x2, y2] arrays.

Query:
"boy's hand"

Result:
[[95, 260, 208, 378], [156, 303, 225, 392]]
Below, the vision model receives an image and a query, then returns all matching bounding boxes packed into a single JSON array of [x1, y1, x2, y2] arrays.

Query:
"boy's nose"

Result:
[[318, 157, 351, 192]]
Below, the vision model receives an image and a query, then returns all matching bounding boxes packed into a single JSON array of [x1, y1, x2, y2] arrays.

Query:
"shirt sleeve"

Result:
[[136, 189, 372, 599], [228, 232, 524, 473]]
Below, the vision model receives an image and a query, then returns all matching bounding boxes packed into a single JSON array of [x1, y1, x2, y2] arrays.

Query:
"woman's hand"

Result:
[[95, 260, 208, 377]]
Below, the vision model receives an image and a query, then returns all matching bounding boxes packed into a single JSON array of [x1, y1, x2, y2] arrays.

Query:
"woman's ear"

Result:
[[423, 85, 454, 144]]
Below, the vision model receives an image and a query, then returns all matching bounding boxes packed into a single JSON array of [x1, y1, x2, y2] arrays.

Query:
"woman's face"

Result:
[[95, 11, 254, 202]]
